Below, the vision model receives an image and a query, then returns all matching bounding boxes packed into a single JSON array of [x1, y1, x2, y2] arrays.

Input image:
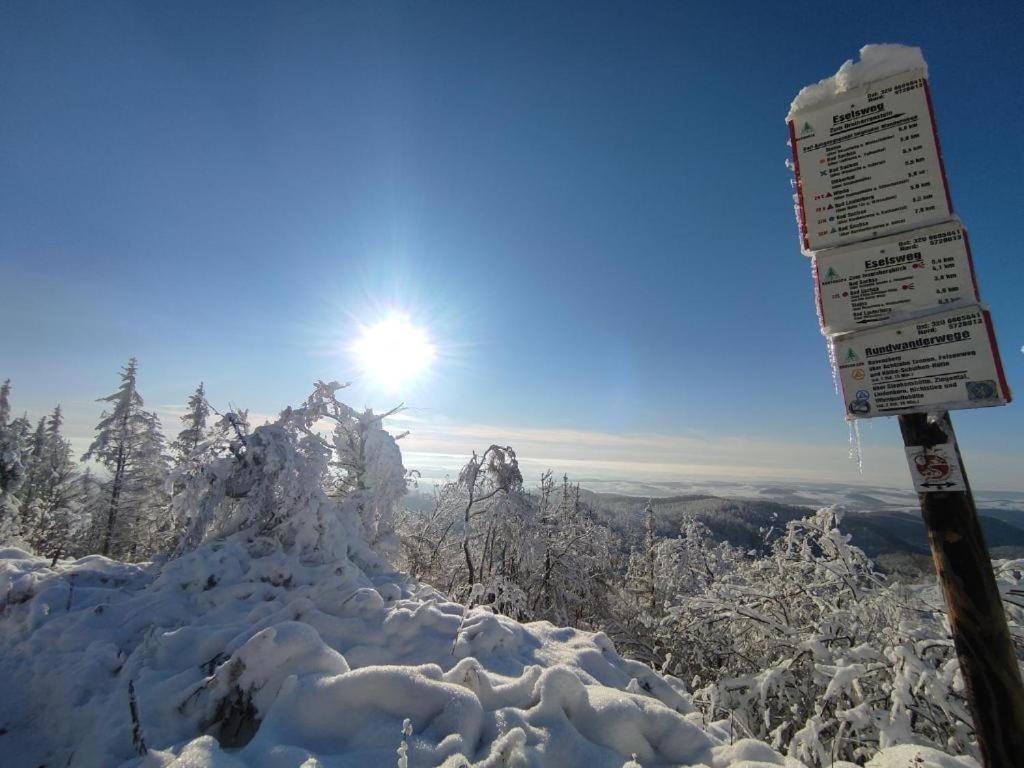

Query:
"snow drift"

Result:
[[0, 535, 980, 767], [0, 539, 736, 767]]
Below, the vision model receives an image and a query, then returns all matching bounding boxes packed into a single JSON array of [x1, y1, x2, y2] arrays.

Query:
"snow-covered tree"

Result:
[[0, 379, 27, 539], [0, 381, 9, 436], [119, 409, 171, 557], [397, 460, 615, 625], [526, 472, 614, 627], [606, 507, 718, 666], [452, 445, 526, 598], [170, 383, 392, 573], [17, 416, 48, 521], [167, 407, 246, 550], [395, 444, 528, 608], [82, 358, 169, 558], [283, 380, 409, 558], [395, 482, 466, 585], [172, 382, 211, 465], [18, 406, 88, 561], [74, 467, 105, 551]]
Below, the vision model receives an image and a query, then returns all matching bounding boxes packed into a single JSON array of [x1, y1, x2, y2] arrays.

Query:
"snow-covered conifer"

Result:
[[18, 417, 48, 523], [172, 383, 210, 465], [0, 380, 27, 539], [119, 409, 171, 557], [83, 358, 169, 558], [21, 406, 88, 561], [0, 380, 9, 426]]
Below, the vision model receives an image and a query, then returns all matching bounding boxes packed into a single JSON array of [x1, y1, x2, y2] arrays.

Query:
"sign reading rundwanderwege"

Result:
[[834, 306, 1010, 419]]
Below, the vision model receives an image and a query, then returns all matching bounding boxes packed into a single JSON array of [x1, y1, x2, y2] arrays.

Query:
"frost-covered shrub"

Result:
[[171, 382, 407, 568], [608, 508, 738, 668], [644, 508, 996, 765], [397, 462, 615, 627], [288, 380, 410, 558]]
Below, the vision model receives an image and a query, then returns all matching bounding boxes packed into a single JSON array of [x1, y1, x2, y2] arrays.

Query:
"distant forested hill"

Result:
[[576, 490, 1024, 561]]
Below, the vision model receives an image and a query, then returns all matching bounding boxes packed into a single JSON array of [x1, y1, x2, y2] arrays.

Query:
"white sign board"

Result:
[[904, 445, 965, 493], [815, 220, 978, 334], [834, 305, 1011, 419], [789, 70, 952, 251]]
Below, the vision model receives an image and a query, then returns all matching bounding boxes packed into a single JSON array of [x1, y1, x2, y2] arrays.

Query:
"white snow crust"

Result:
[[787, 45, 927, 119], [0, 540, 980, 767]]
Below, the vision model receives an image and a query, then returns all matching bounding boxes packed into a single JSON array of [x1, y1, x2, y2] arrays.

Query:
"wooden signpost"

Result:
[[898, 413, 1024, 768], [787, 50, 1024, 767]]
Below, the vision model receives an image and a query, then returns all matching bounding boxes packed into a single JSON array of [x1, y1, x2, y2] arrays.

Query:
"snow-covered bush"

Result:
[[607, 508, 738, 668], [286, 379, 410, 559], [397, 461, 615, 627], [640, 508, 999, 765], [171, 383, 406, 570]]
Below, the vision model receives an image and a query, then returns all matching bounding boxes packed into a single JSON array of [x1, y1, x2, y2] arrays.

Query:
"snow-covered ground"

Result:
[[0, 539, 979, 767]]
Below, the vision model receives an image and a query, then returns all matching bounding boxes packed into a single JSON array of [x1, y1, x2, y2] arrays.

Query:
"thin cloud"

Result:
[[390, 417, 1023, 491]]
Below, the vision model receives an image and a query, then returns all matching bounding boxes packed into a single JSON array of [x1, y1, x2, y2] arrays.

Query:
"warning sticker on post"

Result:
[[789, 70, 952, 252], [905, 445, 965, 492], [814, 221, 978, 334], [834, 305, 1011, 419]]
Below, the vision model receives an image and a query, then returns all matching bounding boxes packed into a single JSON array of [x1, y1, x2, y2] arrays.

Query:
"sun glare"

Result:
[[351, 312, 436, 389]]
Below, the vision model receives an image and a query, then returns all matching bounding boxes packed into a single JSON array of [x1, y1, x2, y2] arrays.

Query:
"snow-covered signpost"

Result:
[[787, 46, 1024, 767]]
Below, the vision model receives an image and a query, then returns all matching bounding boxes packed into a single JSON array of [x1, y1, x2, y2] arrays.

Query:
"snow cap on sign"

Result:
[[787, 44, 928, 119]]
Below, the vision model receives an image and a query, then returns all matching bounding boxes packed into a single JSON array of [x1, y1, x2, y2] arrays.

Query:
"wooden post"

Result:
[[898, 411, 1024, 768]]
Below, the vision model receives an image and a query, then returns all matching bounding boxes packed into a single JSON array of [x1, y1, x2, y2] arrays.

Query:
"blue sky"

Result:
[[2, 1, 1021, 489]]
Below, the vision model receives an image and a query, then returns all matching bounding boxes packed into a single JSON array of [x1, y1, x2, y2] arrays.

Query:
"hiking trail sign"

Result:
[[834, 305, 1010, 419], [788, 48, 1023, 768], [815, 220, 979, 334], [789, 70, 952, 252]]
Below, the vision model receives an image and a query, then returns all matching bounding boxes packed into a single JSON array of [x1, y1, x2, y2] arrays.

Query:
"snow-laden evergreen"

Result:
[[0, 379, 27, 540], [172, 382, 212, 467], [83, 358, 170, 558], [0, 390, 89, 560], [19, 405, 89, 561]]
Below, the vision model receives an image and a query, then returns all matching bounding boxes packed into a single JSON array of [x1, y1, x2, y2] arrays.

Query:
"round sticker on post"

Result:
[[904, 445, 964, 493]]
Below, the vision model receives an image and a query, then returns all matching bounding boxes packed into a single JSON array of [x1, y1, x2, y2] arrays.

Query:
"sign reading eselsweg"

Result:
[[815, 220, 978, 333], [834, 305, 1010, 419], [789, 70, 952, 251]]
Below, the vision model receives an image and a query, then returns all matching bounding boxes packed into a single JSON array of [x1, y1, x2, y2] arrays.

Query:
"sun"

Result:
[[350, 312, 436, 389]]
